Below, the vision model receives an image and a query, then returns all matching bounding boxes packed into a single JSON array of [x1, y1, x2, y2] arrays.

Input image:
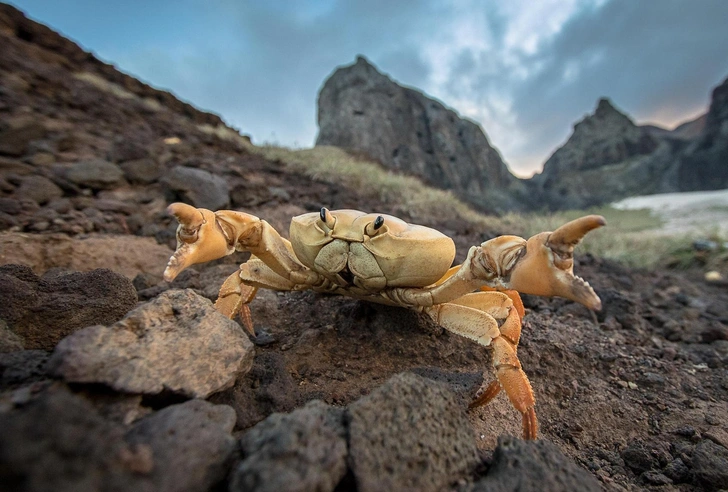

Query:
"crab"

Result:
[[163, 203, 605, 440]]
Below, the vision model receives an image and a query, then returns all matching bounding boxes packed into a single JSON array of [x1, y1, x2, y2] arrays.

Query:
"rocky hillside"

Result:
[[676, 76, 728, 192], [1, 4, 728, 492], [316, 57, 727, 211], [316, 56, 527, 213], [530, 98, 667, 210], [532, 80, 728, 210]]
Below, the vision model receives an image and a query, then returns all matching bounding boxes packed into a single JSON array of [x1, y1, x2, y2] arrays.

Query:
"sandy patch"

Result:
[[612, 188, 728, 235]]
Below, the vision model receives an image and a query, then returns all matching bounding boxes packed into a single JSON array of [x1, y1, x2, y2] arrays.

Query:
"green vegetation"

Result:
[[250, 144, 504, 230], [503, 207, 692, 269]]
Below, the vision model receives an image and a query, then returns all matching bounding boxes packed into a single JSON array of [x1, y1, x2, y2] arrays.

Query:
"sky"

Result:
[[8, 0, 728, 177]]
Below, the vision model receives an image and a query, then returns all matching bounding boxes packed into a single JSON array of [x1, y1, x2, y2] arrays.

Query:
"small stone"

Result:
[[663, 458, 689, 483], [640, 471, 672, 486], [621, 441, 657, 473], [29, 152, 55, 166], [120, 157, 162, 184]]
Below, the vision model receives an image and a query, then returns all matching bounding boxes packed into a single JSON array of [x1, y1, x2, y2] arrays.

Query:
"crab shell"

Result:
[[289, 209, 456, 288]]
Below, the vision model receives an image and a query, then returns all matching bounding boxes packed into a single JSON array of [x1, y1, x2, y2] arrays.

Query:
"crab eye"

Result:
[[319, 207, 336, 228], [365, 216, 385, 236]]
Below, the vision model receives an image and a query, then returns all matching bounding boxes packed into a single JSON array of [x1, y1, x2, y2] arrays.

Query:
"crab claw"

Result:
[[163, 203, 232, 282], [508, 215, 605, 310]]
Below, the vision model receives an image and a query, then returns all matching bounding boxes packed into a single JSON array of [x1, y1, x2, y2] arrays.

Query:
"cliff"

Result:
[[316, 56, 526, 213]]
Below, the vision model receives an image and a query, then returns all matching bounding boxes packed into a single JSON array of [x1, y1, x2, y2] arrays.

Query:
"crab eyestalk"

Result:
[[507, 215, 605, 310], [163, 203, 233, 282]]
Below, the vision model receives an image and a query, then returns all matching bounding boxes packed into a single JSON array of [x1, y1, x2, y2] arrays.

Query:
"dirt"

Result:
[[1, 4, 727, 491]]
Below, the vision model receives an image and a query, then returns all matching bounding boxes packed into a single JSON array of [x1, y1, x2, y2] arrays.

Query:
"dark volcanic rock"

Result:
[[0, 349, 49, 387], [231, 400, 348, 492], [0, 265, 137, 351], [47, 289, 254, 398], [120, 157, 162, 184], [13, 175, 63, 204], [65, 159, 125, 190], [316, 56, 524, 212], [691, 439, 728, 491], [0, 116, 46, 156], [161, 165, 230, 210], [0, 385, 237, 492], [0, 385, 128, 492], [347, 371, 479, 492], [676, 75, 728, 191], [471, 436, 601, 491], [124, 399, 238, 492]]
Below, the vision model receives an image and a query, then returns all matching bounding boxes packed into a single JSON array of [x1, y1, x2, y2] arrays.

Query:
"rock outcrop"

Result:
[[316, 56, 526, 212], [531, 80, 728, 210], [317, 57, 727, 211], [529, 98, 667, 210], [675, 76, 728, 191]]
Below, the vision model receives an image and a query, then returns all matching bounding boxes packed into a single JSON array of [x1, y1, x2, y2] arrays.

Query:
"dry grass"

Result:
[[251, 144, 505, 230], [73, 72, 162, 112]]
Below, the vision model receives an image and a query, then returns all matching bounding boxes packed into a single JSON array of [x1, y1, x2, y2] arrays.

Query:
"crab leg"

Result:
[[215, 256, 309, 336], [215, 270, 259, 336], [424, 293, 537, 439]]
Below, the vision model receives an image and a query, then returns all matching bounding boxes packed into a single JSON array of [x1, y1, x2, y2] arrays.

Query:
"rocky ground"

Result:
[[1, 4, 728, 491]]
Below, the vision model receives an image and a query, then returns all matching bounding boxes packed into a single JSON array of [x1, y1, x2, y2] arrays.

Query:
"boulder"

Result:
[[161, 165, 230, 210], [347, 371, 479, 492], [13, 174, 63, 204], [0, 116, 46, 156], [0, 265, 137, 351], [65, 158, 125, 189], [231, 400, 348, 492], [47, 289, 255, 398], [471, 436, 601, 491], [316, 56, 524, 212], [120, 157, 162, 184]]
